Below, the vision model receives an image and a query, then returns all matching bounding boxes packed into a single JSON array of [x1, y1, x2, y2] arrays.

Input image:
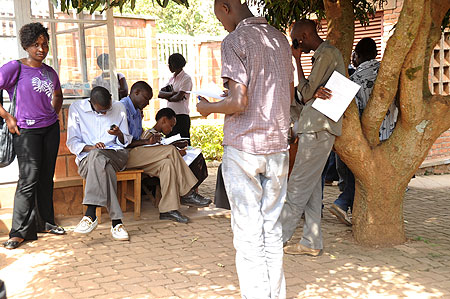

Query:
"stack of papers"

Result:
[[187, 82, 225, 100]]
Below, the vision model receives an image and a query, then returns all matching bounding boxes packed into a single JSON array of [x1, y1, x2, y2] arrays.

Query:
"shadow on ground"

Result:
[[0, 171, 449, 298]]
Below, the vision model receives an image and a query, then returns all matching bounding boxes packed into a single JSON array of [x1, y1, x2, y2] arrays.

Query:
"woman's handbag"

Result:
[[0, 62, 21, 168]]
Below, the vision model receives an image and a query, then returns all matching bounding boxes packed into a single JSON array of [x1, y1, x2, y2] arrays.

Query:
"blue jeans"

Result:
[[222, 146, 288, 299], [334, 155, 355, 212]]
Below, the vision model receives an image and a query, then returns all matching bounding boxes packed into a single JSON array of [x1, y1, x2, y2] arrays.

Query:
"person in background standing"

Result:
[[92, 53, 128, 99], [158, 53, 193, 141]]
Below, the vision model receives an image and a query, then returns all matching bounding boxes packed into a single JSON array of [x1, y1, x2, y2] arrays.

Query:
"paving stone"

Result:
[[1, 172, 450, 298]]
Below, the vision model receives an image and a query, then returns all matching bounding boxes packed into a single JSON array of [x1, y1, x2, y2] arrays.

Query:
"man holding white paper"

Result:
[[197, 1, 294, 297], [281, 19, 345, 256]]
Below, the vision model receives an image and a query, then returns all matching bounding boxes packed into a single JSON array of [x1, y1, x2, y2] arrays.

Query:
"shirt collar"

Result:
[[313, 40, 330, 60], [235, 17, 268, 30], [173, 69, 186, 79], [122, 96, 138, 115], [80, 99, 95, 113]]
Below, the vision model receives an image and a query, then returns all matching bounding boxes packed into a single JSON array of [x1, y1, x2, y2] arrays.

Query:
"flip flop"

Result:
[[2, 239, 23, 249]]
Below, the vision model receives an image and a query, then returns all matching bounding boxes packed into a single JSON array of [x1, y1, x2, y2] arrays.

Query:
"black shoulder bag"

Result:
[[0, 61, 22, 168]]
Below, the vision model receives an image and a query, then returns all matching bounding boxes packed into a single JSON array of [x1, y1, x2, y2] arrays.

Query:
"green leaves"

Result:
[[191, 124, 224, 161], [55, 0, 189, 14]]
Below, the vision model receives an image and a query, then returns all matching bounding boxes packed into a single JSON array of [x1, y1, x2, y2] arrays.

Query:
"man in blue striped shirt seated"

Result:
[[120, 81, 210, 224]]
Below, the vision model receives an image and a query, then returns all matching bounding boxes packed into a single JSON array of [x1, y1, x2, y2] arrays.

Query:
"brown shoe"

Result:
[[329, 203, 352, 226], [284, 243, 322, 256]]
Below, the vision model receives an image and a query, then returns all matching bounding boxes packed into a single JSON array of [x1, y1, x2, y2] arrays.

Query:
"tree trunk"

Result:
[[330, 0, 450, 247], [353, 178, 407, 246]]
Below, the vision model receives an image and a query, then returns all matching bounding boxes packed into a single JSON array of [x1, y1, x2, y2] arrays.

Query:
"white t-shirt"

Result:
[[166, 70, 192, 115], [92, 72, 125, 93]]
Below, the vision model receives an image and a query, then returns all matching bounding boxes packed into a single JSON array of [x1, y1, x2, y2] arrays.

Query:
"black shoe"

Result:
[[181, 192, 211, 208], [3, 238, 24, 249], [44, 223, 66, 235], [160, 210, 190, 223]]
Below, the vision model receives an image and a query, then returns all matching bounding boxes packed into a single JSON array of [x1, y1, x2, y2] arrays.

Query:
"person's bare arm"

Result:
[[127, 133, 161, 148], [118, 77, 128, 99], [52, 88, 63, 114], [158, 90, 175, 99], [196, 80, 248, 117], [0, 104, 20, 135], [167, 91, 187, 102]]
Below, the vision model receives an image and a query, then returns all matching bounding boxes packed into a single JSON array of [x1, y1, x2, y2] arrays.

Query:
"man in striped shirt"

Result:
[[197, 0, 294, 297]]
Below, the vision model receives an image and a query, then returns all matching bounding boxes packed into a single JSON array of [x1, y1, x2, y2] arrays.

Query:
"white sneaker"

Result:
[[74, 216, 98, 234], [111, 224, 129, 241]]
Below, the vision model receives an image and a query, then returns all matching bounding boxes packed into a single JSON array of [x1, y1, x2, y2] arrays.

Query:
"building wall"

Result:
[[51, 7, 450, 216]]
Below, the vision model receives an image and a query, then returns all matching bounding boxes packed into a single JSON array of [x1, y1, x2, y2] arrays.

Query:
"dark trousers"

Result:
[[334, 155, 355, 212], [167, 114, 191, 141], [189, 153, 208, 190], [9, 121, 60, 240]]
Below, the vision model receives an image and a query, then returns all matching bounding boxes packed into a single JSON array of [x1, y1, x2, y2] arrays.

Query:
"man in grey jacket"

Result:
[[281, 19, 345, 256]]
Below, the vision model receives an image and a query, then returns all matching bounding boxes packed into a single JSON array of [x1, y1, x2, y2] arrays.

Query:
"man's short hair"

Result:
[[130, 81, 153, 95], [90, 86, 111, 107], [155, 108, 176, 121], [354, 38, 377, 61], [292, 19, 317, 34], [168, 53, 186, 70]]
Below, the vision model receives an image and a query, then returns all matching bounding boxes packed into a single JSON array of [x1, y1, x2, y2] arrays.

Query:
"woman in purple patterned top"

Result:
[[0, 23, 65, 250]]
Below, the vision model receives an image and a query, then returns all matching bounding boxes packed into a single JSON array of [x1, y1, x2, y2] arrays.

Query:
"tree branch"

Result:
[[398, 0, 433, 125], [429, 94, 450, 132], [361, 0, 425, 147], [335, 102, 375, 180], [323, 0, 355, 67]]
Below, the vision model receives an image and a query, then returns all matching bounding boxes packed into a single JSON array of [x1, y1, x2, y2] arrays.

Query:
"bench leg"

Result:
[[134, 176, 141, 220], [96, 207, 102, 223]]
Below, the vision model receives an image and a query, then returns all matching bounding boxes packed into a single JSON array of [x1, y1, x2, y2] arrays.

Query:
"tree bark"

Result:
[[352, 176, 407, 246], [323, 0, 354, 67]]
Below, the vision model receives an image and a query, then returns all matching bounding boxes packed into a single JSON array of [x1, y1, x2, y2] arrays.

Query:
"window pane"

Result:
[[85, 25, 112, 95], [54, 22, 109, 99], [0, 19, 17, 66], [0, 0, 14, 16], [31, 0, 50, 19]]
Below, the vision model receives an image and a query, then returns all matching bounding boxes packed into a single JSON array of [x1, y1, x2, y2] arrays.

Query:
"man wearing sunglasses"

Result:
[[67, 86, 133, 241]]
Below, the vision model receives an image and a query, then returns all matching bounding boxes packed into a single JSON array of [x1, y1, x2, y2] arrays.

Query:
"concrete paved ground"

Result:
[[1, 169, 449, 299]]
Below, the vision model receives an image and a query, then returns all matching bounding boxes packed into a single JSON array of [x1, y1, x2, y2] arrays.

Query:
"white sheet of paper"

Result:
[[311, 71, 361, 122], [160, 134, 189, 145], [183, 147, 202, 166], [188, 82, 225, 100], [142, 143, 161, 147]]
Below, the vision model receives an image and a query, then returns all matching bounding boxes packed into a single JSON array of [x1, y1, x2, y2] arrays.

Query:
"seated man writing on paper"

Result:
[[67, 86, 132, 241], [142, 108, 209, 195], [120, 81, 210, 224], [280, 19, 345, 257]]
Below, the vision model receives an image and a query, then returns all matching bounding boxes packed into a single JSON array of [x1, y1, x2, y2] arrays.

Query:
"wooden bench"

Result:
[[82, 169, 144, 223]]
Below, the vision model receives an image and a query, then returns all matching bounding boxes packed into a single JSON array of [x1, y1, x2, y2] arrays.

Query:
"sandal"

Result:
[[2, 238, 24, 249]]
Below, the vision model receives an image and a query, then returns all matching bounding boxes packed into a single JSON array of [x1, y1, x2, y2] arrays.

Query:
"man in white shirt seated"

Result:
[[66, 86, 133, 240]]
